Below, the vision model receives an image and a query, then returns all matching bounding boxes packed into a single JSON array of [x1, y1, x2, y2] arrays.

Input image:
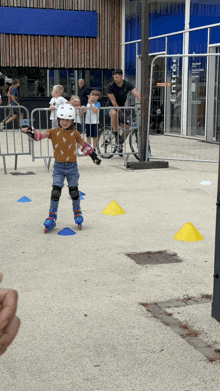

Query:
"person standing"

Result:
[[35, 80, 45, 97], [69, 95, 84, 155], [78, 79, 90, 130], [7, 83, 12, 104], [0, 78, 24, 131], [49, 85, 67, 128], [106, 68, 141, 146], [69, 95, 83, 133], [78, 79, 90, 106], [82, 90, 102, 150]]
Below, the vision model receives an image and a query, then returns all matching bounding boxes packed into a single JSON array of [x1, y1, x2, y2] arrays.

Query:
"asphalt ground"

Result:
[[1, 151, 220, 391]]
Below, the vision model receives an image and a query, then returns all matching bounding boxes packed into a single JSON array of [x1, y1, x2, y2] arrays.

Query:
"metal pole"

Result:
[[140, 0, 150, 162], [47, 70, 50, 97], [212, 144, 220, 321], [75, 70, 78, 96]]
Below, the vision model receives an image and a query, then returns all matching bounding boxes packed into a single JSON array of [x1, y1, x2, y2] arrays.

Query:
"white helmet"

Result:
[[57, 104, 75, 120]]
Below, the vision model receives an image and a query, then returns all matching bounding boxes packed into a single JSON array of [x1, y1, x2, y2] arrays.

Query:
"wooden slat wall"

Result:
[[0, 0, 122, 69]]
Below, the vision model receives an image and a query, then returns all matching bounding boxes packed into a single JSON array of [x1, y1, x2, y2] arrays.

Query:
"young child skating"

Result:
[[82, 90, 102, 150], [49, 85, 67, 128], [22, 103, 101, 233]]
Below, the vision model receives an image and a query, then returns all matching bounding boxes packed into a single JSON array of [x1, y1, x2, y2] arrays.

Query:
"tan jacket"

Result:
[[47, 127, 84, 162]]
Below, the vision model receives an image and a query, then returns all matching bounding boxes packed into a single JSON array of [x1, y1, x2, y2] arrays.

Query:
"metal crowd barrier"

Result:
[[30, 105, 141, 172], [0, 105, 31, 174], [30, 108, 53, 172], [97, 106, 141, 165]]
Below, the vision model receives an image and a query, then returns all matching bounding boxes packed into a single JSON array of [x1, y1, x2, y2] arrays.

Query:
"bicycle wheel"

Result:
[[129, 128, 140, 161], [97, 126, 116, 158]]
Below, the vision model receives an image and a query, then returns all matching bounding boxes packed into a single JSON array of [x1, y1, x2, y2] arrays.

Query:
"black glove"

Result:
[[21, 125, 35, 139], [89, 151, 101, 165]]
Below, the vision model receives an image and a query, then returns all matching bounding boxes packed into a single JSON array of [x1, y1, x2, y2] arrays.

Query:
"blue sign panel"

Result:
[[149, 38, 166, 54], [0, 7, 98, 37], [167, 34, 183, 55], [149, 11, 185, 38], [210, 26, 220, 45], [190, 3, 220, 29], [189, 30, 208, 54]]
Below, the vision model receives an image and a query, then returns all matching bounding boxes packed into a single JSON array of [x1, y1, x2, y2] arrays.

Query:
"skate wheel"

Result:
[[78, 224, 82, 230], [44, 228, 48, 234]]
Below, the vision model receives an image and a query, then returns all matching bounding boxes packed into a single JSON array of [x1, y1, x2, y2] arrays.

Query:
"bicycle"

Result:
[[97, 107, 141, 160]]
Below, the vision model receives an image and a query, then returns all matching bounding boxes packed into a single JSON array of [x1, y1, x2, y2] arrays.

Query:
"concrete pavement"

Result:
[[1, 152, 220, 390]]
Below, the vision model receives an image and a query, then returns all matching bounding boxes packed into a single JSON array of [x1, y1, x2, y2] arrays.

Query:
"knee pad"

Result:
[[51, 186, 62, 201], [69, 186, 79, 200]]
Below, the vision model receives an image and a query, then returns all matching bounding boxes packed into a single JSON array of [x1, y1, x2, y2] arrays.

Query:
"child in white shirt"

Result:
[[49, 85, 67, 128], [82, 90, 101, 150]]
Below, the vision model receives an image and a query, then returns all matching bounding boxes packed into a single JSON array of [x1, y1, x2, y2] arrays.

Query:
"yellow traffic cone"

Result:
[[102, 201, 126, 216], [174, 222, 204, 242]]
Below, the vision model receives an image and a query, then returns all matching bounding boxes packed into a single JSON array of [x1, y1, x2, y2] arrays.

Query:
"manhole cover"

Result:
[[125, 250, 183, 265], [10, 171, 36, 175]]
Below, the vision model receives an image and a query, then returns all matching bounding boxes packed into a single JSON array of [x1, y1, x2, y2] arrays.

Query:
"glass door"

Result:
[[187, 54, 207, 137], [166, 56, 182, 134], [150, 56, 166, 134]]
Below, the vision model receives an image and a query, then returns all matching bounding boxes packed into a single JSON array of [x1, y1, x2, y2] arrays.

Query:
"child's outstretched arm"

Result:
[[81, 141, 101, 165], [21, 126, 49, 141]]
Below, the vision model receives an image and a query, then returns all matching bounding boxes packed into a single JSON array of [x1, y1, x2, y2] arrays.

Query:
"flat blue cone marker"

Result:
[[58, 228, 76, 236], [17, 196, 32, 202], [79, 191, 86, 196]]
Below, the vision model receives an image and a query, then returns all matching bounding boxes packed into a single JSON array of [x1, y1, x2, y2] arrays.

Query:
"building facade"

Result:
[[1, 0, 220, 142], [123, 0, 220, 141], [0, 0, 121, 97]]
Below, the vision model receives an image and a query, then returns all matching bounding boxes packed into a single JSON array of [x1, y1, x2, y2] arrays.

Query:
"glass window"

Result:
[[90, 70, 102, 91], [187, 55, 206, 137], [0, 68, 115, 99]]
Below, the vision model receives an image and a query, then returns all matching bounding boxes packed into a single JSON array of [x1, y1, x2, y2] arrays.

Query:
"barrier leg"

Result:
[[123, 153, 129, 166], [2, 156, 7, 174], [48, 157, 52, 171], [43, 157, 49, 173], [14, 154, 18, 171]]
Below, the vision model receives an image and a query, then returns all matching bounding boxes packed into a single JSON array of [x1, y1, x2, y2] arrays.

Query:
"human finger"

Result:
[[0, 274, 3, 283], [0, 289, 18, 331], [0, 316, 20, 355]]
